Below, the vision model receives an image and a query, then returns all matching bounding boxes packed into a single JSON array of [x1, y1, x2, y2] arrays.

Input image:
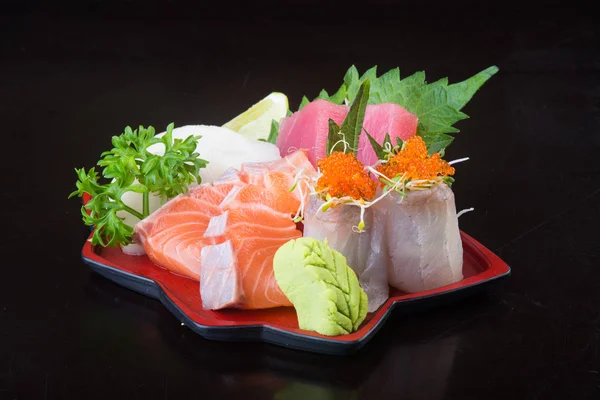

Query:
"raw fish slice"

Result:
[[205, 208, 296, 237], [240, 150, 317, 184], [358, 104, 419, 167], [135, 184, 236, 243], [135, 183, 239, 280], [361, 205, 390, 310], [219, 182, 300, 216], [135, 150, 313, 296], [302, 196, 389, 312], [147, 233, 218, 280], [134, 194, 185, 243], [201, 208, 300, 310], [188, 182, 240, 204], [276, 100, 348, 166], [212, 167, 244, 185], [236, 150, 317, 211], [248, 149, 315, 175], [200, 241, 242, 309], [276, 100, 418, 167], [141, 206, 221, 280], [379, 183, 463, 293]]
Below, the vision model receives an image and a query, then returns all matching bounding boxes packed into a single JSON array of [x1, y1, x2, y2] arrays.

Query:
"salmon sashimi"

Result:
[[135, 183, 238, 280], [136, 183, 237, 243], [201, 207, 301, 310], [240, 149, 316, 181], [219, 180, 300, 215], [133, 151, 316, 305]]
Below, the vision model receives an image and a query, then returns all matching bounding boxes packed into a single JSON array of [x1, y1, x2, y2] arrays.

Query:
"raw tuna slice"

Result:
[[358, 104, 419, 167], [376, 183, 463, 293], [302, 196, 390, 312], [276, 100, 418, 167], [276, 100, 347, 166], [201, 207, 300, 310]]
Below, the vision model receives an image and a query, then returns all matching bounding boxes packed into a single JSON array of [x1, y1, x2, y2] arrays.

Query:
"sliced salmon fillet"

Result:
[[136, 184, 237, 243], [201, 207, 301, 310], [135, 183, 238, 280], [238, 150, 317, 214], [240, 149, 316, 184], [219, 179, 300, 215], [133, 151, 318, 306]]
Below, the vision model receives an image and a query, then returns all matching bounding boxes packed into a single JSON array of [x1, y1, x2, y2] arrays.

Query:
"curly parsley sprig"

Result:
[[69, 123, 208, 247]]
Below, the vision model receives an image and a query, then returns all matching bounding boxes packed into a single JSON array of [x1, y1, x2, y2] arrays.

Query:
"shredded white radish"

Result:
[[456, 207, 475, 218], [449, 157, 470, 165]]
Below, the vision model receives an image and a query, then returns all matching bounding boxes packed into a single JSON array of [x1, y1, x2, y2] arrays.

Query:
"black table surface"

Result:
[[2, 2, 599, 399]]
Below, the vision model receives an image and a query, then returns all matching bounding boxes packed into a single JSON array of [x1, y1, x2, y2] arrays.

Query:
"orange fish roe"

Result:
[[316, 152, 377, 201], [377, 136, 455, 182]]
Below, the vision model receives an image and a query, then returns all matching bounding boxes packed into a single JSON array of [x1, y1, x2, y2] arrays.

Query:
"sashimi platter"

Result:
[[71, 65, 511, 354]]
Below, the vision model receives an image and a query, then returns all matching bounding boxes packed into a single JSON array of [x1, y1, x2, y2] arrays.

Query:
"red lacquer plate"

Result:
[[81, 230, 511, 355]]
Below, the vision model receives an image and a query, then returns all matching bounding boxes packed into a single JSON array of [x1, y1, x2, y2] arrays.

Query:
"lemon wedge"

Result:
[[223, 92, 289, 141]]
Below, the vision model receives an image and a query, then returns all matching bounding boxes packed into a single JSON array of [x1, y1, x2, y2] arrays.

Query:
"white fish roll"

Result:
[[303, 196, 389, 312], [379, 183, 463, 293]]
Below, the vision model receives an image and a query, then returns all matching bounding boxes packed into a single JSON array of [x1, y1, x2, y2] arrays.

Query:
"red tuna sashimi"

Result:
[[276, 100, 418, 166], [359, 103, 419, 167], [276, 100, 347, 166]]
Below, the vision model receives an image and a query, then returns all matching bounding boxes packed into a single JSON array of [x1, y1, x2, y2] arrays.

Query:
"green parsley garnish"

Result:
[[69, 123, 208, 247]]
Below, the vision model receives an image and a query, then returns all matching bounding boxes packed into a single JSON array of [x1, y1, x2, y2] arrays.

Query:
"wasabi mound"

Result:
[[273, 237, 368, 336]]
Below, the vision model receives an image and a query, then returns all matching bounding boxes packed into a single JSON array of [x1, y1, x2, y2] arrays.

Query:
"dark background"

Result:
[[1, 1, 599, 399]]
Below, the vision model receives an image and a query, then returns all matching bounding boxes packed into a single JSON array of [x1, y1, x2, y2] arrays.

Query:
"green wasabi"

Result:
[[273, 237, 368, 336]]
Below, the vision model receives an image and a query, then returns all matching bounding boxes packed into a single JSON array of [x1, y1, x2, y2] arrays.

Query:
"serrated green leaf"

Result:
[[370, 67, 400, 104], [298, 96, 310, 110], [343, 65, 359, 89], [360, 66, 377, 82], [419, 132, 454, 155], [447, 66, 499, 110], [327, 85, 346, 104], [415, 85, 468, 135], [343, 65, 361, 103], [315, 89, 329, 100]]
